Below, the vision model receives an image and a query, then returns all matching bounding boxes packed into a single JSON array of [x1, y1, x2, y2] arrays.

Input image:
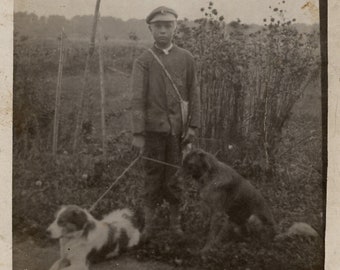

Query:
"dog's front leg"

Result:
[[49, 259, 62, 270], [49, 258, 71, 270], [201, 211, 224, 254], [62, 256, 88, 270], [61, 263, 88, 270]]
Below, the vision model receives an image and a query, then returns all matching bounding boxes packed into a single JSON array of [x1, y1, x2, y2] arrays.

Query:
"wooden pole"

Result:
[[98, 17, 107, 160], [52, 28, 65, 156], [72, 0, 102, 153]]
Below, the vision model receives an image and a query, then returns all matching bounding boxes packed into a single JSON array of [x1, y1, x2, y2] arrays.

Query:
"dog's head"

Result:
[[47, 205, 94, 239], [179, 148, 216, 180]]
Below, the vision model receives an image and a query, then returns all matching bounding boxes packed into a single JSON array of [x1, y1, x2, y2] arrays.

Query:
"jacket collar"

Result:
[[153, 42, 174, 55]]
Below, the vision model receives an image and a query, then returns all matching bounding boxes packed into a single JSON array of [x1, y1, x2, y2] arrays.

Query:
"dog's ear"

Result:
[[82, 220, 95, 237], [199, 151, 214, 171], [182, 147, 195, 165], [69, 209, 88, 230]]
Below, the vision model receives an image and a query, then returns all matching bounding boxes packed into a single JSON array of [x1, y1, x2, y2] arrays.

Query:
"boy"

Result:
[[131, 6, 200, 241]]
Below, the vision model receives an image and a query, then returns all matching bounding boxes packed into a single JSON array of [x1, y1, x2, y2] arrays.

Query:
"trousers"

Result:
[[143, 132, 182, 208]]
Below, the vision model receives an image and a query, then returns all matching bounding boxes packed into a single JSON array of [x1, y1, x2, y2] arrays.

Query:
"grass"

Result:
[[13, 41, 324, 269]]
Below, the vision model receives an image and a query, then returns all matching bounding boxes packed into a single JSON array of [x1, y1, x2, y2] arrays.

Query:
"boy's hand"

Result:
[[132, 135, 145, 155], [182, 127, 196, 145]]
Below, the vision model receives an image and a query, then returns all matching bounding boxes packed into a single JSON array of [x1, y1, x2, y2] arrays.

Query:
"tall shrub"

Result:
[[175, 2, 320, 176]]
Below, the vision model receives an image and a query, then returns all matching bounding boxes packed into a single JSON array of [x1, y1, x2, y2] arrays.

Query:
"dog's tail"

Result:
[[274, 222, 319, 241]]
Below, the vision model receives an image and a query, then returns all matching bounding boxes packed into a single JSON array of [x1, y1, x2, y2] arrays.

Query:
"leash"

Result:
[[89, 155, 141, 212], [141, 156, 180, 169], [88, 155, 180, 212]]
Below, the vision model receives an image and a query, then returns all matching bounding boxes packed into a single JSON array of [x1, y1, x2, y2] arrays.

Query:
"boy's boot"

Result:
[[141, 206, 157, 243], [169, 205, 184, 236]]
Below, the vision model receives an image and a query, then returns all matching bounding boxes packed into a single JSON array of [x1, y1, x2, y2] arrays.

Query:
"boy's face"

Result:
[[149, 21, 177, 47]]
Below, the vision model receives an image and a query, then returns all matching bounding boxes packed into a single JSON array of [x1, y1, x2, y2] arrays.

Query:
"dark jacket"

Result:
[[131, 44, 200, 136]]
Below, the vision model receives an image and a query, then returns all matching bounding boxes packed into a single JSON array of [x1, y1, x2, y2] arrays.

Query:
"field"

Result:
[[13, 9, 324, 270]]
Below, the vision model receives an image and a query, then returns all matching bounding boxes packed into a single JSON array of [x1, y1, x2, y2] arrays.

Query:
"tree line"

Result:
[[14, 12, 152, 41], [14, 11, 317, 42]]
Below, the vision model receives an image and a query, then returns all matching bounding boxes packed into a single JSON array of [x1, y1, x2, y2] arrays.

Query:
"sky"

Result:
[[14, 0, 319, 24]]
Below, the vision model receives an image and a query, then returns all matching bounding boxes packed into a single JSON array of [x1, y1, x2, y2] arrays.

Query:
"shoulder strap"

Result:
[[148, 48, 184, 102]]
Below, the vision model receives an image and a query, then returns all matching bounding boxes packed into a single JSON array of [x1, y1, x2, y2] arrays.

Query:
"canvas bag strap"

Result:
[[148, 48, 184, 102]]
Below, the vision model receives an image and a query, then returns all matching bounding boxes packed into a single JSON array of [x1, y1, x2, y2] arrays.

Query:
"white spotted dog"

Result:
[[47, 205, 140, 270]]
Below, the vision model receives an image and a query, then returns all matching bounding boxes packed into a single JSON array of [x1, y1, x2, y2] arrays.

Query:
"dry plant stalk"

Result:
[[72, 0, 102, 153], [98, 18, 107, 160], [52, 28, 65, 156]]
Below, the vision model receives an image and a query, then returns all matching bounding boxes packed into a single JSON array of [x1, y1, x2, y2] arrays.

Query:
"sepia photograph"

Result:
[[8, 0, 326, 269]]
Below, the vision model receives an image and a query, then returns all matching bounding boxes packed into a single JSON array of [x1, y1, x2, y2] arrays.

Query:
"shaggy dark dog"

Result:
[[178, 149, 277, 253]]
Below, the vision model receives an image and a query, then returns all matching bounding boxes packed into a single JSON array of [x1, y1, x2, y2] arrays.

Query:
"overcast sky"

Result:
[[14, 0, 319, 24]]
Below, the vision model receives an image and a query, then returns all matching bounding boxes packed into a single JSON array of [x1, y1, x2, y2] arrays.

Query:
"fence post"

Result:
[[98, 17, 107, 160], [72, 0, 102, 153], [52, 28, 65, 156]]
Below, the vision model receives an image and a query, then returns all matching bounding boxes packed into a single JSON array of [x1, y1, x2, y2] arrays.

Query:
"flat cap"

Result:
[[146, 6, 178, 24]]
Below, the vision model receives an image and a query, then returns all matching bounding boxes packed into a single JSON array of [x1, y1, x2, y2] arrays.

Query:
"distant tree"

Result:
[[46, 15, 67, 37], [14, 12, 39, 36], [129, 31, 139, 63], [128, 31, 139, 42]]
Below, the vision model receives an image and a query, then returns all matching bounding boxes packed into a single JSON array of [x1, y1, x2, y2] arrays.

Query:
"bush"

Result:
[[174, 2, 320, 177]]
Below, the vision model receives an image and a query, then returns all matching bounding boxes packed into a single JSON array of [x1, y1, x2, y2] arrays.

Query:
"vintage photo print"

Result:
[[1, 0, 338, 269]]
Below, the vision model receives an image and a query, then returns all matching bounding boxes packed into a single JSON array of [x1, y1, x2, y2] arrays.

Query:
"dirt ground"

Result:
[[13, 237, 187, 270]]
